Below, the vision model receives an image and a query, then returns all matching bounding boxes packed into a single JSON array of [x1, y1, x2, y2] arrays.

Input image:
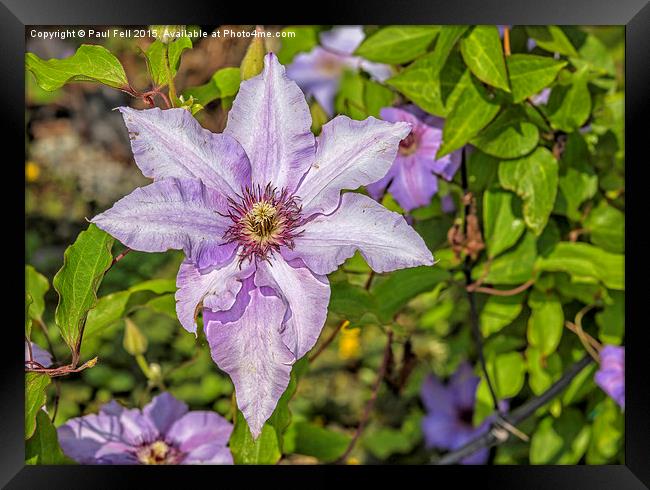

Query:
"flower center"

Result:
[[224, 184, 302, 263], [398, 131, 418, 156], [458, 407, 474, 426], [136, 440, 182, 465]]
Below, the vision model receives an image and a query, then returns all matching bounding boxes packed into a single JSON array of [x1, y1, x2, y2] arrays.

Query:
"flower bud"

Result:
[[123, 318, 148, 356], [309, 100, 329, 136], [150, 25, 184, 44], [240, 26, 266, 81]]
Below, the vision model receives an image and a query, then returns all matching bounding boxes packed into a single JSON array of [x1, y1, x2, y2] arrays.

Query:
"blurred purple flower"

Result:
[[57, 392, 233, 464], [595, 345, 625, 409], [286, 26, 392, 115], [421, 363, 496, 464], [25, 341, 52, 367], [366, 106, 462, 212], [530, 87, 551, 106], [92, 53, 433, 437]]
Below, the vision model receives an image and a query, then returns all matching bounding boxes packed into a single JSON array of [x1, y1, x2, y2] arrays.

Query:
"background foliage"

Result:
[[25, 24, 624, 465]]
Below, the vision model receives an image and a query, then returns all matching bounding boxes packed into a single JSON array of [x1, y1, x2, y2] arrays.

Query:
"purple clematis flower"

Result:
[[57, 392, 233, 464], [421, 363, 497, 465], [366, 106, 462, 212], [286, 26, 392, 116], [92, 53, 433, 438], [25, 341, 52, 367], [595, 345, 625, 409]]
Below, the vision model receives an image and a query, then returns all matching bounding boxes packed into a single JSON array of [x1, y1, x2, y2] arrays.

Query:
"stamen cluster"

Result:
[[223, 184, 303, 263]]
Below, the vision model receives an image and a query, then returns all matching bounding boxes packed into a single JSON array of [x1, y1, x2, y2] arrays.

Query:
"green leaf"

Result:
[[467, 149, 499, 193], [285, 421, 351, 462], [584, 201, 624, 253], [277, 26, 319, 64], [483, 188, 526, 258], [25, 45, 129, 91], [506, 54, 567, 103], [26, 410, 71, 464], [473, 231, 538, 285], [145, 36, 192, 87], [335, 70, 366, 120], [371, 266, 450, 323], [330, 280, 377, 323], [530, 409, 591, 464], [386, 38, 470, 117], [527, 290, 564, 355], [470, 106, 539, 159], [52, 224, 114, 352], [569, 32, 616, 77], [480, 293, 525, 336], [546, 78, 592, 132], [596, 291, 624, 345], [25, 265, 49, 335], [555, 133, 598, 221], [437, 75, 501, 157], [527, 347, 563, 395], [182, 67, 241, 106], [355, 26, 439, 64], [491, 351, 526, 398], [526, 26, 578, 57], [363, 80, 396, 117], [25, 373, 51, 439], [129, 278, 177, 295], [536, 242, 624, 290], [230, 409, 282, 464], [145, 294, 177, 319], [498, 147, 559, 236], [83, 291, 130, 340], [586, 397, 623, 464], [460, 25, 510, 92]]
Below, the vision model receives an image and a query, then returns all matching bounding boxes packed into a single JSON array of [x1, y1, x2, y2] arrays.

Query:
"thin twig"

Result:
[[435, 355, 594, 465], [503, 26, 511, 56], [25, 357, 98, 378], [469, 279, 535, 297], [335, 329, 393, 464], [107, 248, 131, 271], [309, 320, 349, 363], [364, 270, 376, 290]]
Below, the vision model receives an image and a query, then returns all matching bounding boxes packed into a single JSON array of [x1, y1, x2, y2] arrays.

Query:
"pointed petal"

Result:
[[449, 362, 480, 411], [205, 287, 295, 439], [175, 256, 255, 334], [142, 392, 188, 436], [387, 154, 439, 211], [255, 255, 330, 360], [420, 374, 455, 416], [225, 53, 315, 192], [284, 193, 433, 275], [182, 443, 234, 464], [167, 411, 233, 454], [320, 26, 365, 55], [296, 115, 411, 216], [92, 178, 235, 270], [119, 107, 251, 198]]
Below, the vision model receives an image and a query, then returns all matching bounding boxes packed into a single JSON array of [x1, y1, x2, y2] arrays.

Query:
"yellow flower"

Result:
[[338, 323, 361, 360], [25, 161, 40, 182]]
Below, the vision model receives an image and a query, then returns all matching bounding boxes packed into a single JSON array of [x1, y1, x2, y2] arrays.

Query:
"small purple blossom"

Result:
[[57, 392, 233, 464], [286, 26, 392, 115], [366, 106, 462, 212], [595, 345, 625, 409], [92, 53, 433, 437], [530, 87, 551, 106], [421, 363, 499, 465], [25, 341, 52, 367]]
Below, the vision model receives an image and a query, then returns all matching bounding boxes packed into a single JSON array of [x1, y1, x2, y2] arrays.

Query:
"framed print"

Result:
[[3, 0, 648, 487]]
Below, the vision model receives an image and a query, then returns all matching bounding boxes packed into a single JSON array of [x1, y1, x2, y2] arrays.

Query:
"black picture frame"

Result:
[[5, 0, 648, 487]]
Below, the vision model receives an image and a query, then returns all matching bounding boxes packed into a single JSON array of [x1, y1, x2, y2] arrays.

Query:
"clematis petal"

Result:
[[205, 287, 295, 439], [297, 115, 411, 216], [58, 412, 138, 464], [182, 442, 234, 465], [284, 193, 433, 275], [255, 255, 330, 360], [92, 178, 235, 270], [25, 341, 52, 367], [422, 413, 461, 450], [118, 107, 251, 198], [225, 53, 315, 192], [387, 154, 439, 211], [420, 374, 455, 417], [175, 256, 255, 335], [320, 25, 365, 55], [143, 392, 188, 436], [449, 362, 480, 411], [167, 411, 233, 454]]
